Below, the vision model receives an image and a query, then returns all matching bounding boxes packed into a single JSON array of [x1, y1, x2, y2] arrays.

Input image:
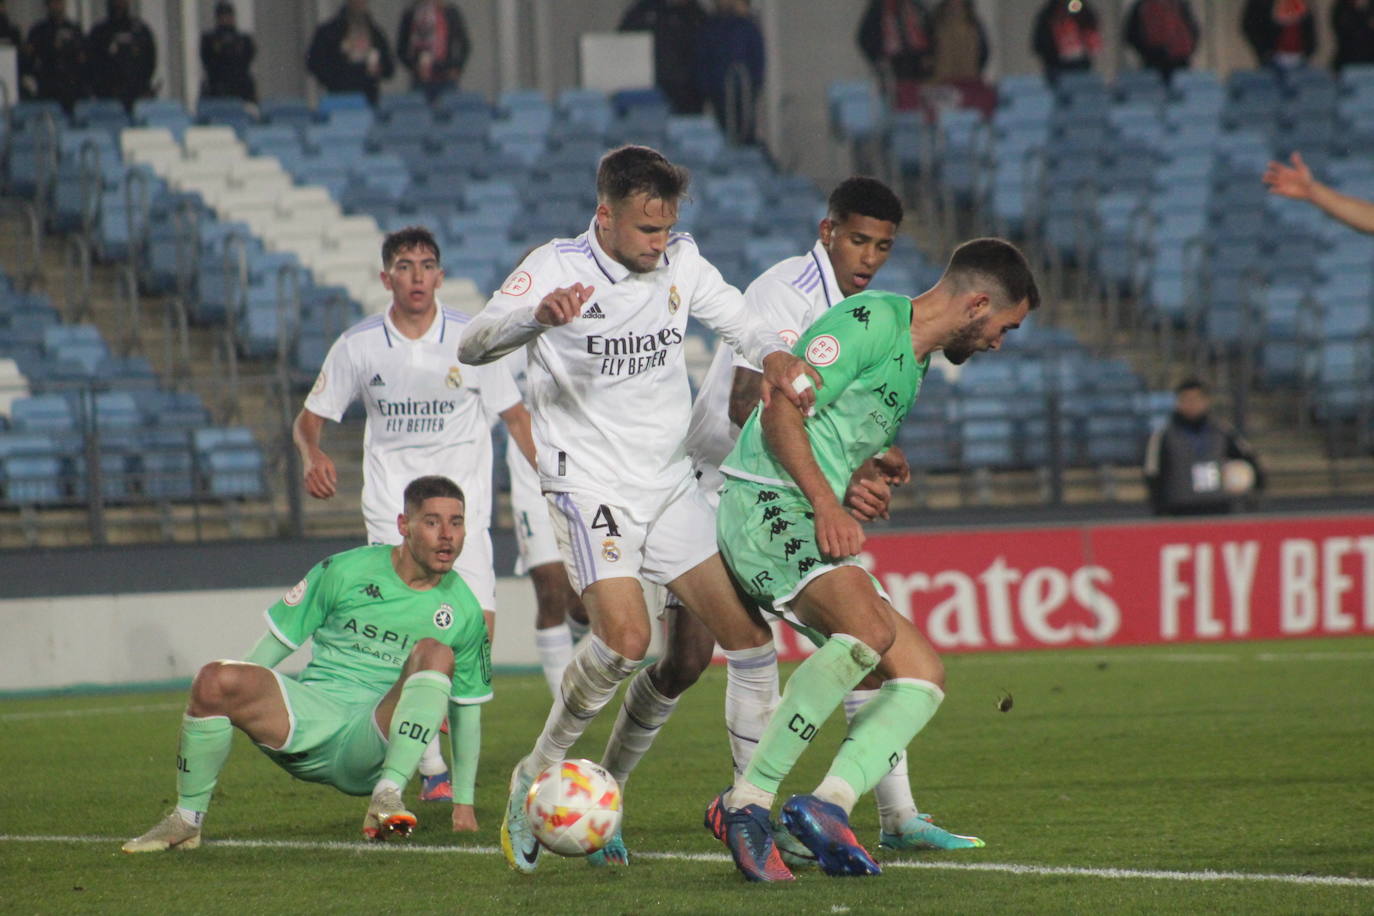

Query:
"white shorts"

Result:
[[546, 474, 719, 593], [507, 438, 562, 575], [368, 525, 497, 612]]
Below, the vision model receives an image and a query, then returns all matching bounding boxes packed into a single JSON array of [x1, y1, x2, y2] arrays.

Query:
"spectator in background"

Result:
[[1331, 0, 1374, 71], [618, 0, 707, 115], [695, 0, 764, 145], [307, 0, 394, 106], [1033, 0, 1102, 83], [1144, 379, 1264, 516], [1242, 0, 1315, 70], [1124, 0, 1199, 83], [928, 0, 993, 115], [86, 0, 156, 112], [857, 0, 933, 111], [397, 0, 470, 100], [22, 0, 86, 113], [0, 0, 21, 49], [200, 2, 256, 103]]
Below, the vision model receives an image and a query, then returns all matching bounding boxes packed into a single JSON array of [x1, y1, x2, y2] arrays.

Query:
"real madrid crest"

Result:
[[602, 539, 621, 562], [668, 284, 681, 314], [446, 365, 462, 388], [433, 603, 454, 629]]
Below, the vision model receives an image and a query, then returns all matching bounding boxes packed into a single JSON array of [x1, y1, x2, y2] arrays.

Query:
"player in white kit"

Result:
[[293, 226, 537, 815], [459, 146, 818, 873]]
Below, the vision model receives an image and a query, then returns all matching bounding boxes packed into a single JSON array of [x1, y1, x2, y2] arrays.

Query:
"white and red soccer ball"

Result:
[[524, 758, 622, 856]]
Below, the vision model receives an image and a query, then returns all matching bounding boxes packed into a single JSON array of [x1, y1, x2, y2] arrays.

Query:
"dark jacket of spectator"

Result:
[[858, 0, 933, 109], [306, 3, 395, 105], [619, 0, 707, 115], [930, 0, 988, 84], [397, 1, 470, 98], [22, 7, 86, 112], [86, 0, 156, 110], [1332, 0, 1374, 71], [1242, 0, 1315, 68], [1144, 412, 1265, 515], [1124, 0, 1199, 80], [1033, 0, 1102, 81], [694, 2, 764, 143], [0, 6, 21, 49], [200, 7, 256, 102]]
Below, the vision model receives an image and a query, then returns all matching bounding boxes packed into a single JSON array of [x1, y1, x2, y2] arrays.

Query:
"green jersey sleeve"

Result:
[[264, 556, 340, 649], [798, 295, 906, 414], [446, 580, 493, 705]]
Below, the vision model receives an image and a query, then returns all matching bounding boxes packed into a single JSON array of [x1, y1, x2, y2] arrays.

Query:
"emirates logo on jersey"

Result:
[[446, 366, 462, 389], [433, 604, 454, 629]]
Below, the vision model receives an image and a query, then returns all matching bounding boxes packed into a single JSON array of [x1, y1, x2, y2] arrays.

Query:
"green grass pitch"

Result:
[[2, 638, 1372, 915]]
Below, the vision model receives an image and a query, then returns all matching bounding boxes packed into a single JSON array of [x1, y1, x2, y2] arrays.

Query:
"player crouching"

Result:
[[122, 476, 493, 852]]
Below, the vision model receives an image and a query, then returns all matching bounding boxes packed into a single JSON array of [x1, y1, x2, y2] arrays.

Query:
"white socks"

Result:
[[844, 688, 919, 831], [175, 806, 204, 827], [524, 634, 640, 779], [535, 623, 575, 698], [722, 643, 780, 776], [601, 667, 679, 789], [418, 736, 447, 777]]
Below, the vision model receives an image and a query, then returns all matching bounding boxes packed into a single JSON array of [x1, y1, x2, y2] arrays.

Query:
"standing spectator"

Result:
[[307, 0, 394, 106], [1124, 0, 1200, 82], [928, 0, 993, 114], [695, 0, 764, 144], [0, 0, 20, 49], [1032, 0, 1103, 83], [85, 0, 156, 112], [618, 0, 707, 115], [1242, 0, 1315, 70], [1331, 0, 1374, 71], [857, 0, 933, 111], [200, 2, 256, 102], [22, 0, 86, 113], [1144, 379, 1264, 516], [397, 0, 470, 100]]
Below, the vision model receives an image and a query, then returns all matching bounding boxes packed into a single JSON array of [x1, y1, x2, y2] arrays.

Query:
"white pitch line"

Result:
[[4, 835, 1371, 890], [947, 652, 1238, 665], [1255, 651, 1374, 662], [0, 702, 183, 723]]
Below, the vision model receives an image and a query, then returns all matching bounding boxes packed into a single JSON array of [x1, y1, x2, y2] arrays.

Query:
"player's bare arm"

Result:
[[500, 402, 538, 470], [535, 283, 595, 326], [760, 395, 864, 558], [1263, 151, 1374, 234], [845, 460, 892, 522], [874, 446, 911, 486], [759, 350, 822, 412], [292, 408, 338, 499], [728, 366, 764, 429]]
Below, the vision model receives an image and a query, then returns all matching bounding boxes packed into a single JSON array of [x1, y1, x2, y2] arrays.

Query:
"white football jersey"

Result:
[[685, 240, 842, 483], [306, 305, 521, 541], [459, 219, 788, 505]]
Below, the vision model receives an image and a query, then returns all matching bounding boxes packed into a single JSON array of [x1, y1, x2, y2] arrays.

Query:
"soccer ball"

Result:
[[524, 758, 622, 857]]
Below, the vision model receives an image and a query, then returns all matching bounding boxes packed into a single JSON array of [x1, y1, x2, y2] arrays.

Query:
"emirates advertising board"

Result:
[[767, 514, 1374, 662]]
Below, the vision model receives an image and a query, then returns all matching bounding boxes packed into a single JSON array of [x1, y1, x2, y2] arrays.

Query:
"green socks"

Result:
[[380, 671, 452, 787], [818, 678, 944, 812], [736, 634, 881, 804], [176, 714, 234, 814]]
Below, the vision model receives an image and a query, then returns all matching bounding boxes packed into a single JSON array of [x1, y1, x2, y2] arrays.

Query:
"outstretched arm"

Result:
[[1263, 151, 1374, 235], [292, 408, 337, 499], [242, 631, 294, 668], [448, 703, 481, 831]]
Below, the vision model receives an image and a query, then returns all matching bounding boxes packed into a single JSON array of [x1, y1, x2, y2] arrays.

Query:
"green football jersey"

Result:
[[265, 545, 491, 706], [721, 290, 926, 501]]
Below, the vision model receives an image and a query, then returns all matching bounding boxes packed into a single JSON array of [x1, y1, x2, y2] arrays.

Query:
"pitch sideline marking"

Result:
[[3, 835, 1370, 890], [0, 703, 184, 722]]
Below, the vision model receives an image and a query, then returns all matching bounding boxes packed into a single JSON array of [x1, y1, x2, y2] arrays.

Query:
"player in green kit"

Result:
[[707, 238, 1039, 881], [122, 475, 492, 852]]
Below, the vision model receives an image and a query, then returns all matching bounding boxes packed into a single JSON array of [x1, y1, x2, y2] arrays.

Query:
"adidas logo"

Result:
[[582, 303, 605, 319], [369, 374, 385, 386]]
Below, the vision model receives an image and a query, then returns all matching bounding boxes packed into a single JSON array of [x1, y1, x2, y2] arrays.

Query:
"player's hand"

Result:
[[535, 284, 594, 327], [759, 351, 821, 412], [1263, 151, 1316, 201], [813, 497, 865, 558], [302, 449, 337, 499], [845, 472, 891, 522], [874, 447, 911, 486], [451, 804, 478, 832]]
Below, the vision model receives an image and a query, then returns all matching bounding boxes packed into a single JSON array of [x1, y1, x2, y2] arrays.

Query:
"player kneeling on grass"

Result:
[[708, 239, 1038, 881], [122, 475, 492, 853]]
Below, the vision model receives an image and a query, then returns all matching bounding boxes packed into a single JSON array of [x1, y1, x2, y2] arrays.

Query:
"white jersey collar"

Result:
[[808, 239, 842, 309], [585, 217, 668, 284], [382, 302, 447, 346]]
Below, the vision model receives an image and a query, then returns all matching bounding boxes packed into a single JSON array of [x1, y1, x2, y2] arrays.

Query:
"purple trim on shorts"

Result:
[[554, 493, 596, 588]]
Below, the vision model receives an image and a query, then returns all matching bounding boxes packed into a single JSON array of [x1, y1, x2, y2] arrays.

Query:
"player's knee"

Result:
[[600, 622, 651, 661], [850, 606, 896, 658], [410, 638, 455, 677], [189, 660, 255, 713]]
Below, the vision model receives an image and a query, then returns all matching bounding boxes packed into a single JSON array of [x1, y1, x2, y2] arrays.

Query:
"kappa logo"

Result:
[[369, 374, 386, 387], [362, 583, 383, 600], [433, 604, 454, 630], [582, 303, 606, 319]]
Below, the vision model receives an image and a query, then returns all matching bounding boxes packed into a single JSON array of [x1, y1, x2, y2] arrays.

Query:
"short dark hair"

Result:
[[596, 145, 690, 206], [943, 238, 1040, 311], [382, 226, 441, 269], [403, 475, 465, 514], [1175, 377, 1208, 395], [827, 176, 903, 227]]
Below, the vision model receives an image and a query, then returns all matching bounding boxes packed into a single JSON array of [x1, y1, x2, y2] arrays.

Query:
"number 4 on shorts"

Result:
[[591, 505, 621, 537]]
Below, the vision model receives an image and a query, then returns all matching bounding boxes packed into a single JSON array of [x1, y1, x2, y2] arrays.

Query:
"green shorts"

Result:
[[257, 672, 389, 797], [716, 479, 881, 648]]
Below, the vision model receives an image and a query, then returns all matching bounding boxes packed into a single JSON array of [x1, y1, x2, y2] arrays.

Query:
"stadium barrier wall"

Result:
[[3, 512, 1371, 692]]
